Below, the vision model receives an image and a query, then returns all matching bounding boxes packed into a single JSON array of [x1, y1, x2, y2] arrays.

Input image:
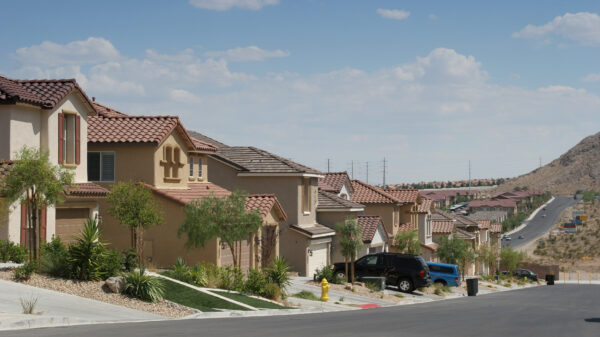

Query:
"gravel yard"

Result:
[[0, 270, 196, 318]]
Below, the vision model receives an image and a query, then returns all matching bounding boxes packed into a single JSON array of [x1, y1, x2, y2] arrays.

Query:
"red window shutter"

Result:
[[20, 204, 28, 246], [58, 113, 65, 164], [75, 115, 81, 165], [40, 207, 47, 243]]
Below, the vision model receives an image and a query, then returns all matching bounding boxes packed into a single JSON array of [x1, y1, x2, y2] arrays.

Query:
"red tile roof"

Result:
[[357, 215, 387, 243], [417, 198, 433, 213], [92, 102, 129, 117], [319, 172, 353, 194], [350, 180, 399, 204], [245, 194, 287, 221], [148, 182, 231, 205], [432, 220, 455, 234], [455, 228, 475, 240], [64, 183, 109, 197], [469, 199, 517, 208], [490, 224, 503, 233], [383, 188, 419, 203], [317, 190, 364, 210], [191, 137, 218, 152], [397, 223, 418, 232], [476, 219, 492, 229], [0, 75, 94, 110]]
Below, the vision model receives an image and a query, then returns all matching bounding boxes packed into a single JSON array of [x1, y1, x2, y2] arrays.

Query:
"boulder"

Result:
[[105, 276, 126, 293]]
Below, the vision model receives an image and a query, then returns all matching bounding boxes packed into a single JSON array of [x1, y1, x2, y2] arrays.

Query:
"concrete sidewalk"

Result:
[[289, 277, 394, 307], [0, 279, 164, 331]]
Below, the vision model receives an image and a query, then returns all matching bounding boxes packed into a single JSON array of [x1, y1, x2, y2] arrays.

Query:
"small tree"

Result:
[[178, 190, 262, 268], [0, 147, 73, 260], [436, 235, 475, 279], [106, 182, 163, 264], [477, 242, 499, 276], [393, 230, 422, 255], [336, 217, 363, 283], [500, 247, 524, 273]]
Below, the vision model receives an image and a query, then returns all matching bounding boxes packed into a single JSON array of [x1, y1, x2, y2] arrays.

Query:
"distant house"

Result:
[[468, 199, 518, 216]]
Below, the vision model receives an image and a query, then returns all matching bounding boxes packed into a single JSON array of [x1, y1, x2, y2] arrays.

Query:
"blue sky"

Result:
[[1, 0, 600, 184]]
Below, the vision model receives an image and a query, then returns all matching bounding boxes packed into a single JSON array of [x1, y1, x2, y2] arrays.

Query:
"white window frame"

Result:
[[189, 156, 195, 178], [88, 151, 115, 182]]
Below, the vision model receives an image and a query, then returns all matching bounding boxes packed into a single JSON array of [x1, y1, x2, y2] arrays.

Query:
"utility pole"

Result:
[[327, 158, 330, 173], [382, 158, 387, 187], [468, 160, 472, 193], [351, 160, 354, 179], [366, 162, 369, 184]]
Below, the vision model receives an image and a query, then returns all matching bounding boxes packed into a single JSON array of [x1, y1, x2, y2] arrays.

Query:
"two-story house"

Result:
[[87, 111, 286, 270], [207, 145, 334, 277], [0, 76, 109, 248]]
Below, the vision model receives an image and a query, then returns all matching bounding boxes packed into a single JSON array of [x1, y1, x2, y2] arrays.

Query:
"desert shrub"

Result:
[[164, 258, 208, 287], [314, 265, 343, 284], [39, 237, 69, 277], [0, 240, 29, 263], [14, 261, 37, 281], [263, 283, 281, 300], [245, 268, 268, 296], [67, 218, 105, 281], [121, 248, 139, 272], [217, 265, 244, 291], [122, 267, 165, 303], [264, 257, 291, 294], [98, 249, 124, 280]]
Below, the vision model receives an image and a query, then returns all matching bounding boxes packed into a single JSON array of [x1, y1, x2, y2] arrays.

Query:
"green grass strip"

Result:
[[211, 291, 290, 309], [162, 279, 248, 312], [292, 290, 320, 301]]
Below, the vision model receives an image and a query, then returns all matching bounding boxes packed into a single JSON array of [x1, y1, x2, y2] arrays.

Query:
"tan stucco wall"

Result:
[[363, 204, 398, 236], [88, 143, 155, 185], [154, 133, 190, 189]]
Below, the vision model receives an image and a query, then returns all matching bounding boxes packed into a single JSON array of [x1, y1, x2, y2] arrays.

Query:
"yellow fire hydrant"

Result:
[[320, 278, 330, 302]]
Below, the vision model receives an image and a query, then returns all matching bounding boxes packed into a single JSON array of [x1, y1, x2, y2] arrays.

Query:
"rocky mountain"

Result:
[[498, 131, 600, 195]]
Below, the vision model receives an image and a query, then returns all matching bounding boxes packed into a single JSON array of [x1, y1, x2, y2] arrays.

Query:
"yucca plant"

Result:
[[123, 267, 165, 303], [264, 256, 291, 294], [67, 218, 105, 281]]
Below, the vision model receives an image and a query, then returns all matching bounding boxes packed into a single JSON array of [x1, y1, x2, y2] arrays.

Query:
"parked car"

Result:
[[518, 235, 525, 239], [332, 253, 432, 293], [426, 262, 461, 287], [502, 235, 512, 241], [514, 268, 538, 281]]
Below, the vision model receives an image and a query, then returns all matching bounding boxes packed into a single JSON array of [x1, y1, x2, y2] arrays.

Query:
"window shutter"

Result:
[[20, 204, 28, 246], [40, 207, 47, 243], [58, 113, 65, 164], [75, 115, 81, 165]]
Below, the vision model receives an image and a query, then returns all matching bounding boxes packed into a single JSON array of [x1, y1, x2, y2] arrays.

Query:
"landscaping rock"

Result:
[[105, 276, 126, 293]]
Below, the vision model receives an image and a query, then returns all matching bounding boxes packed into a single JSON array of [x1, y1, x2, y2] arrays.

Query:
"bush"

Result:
[[67, 218, 105, 281], [0, 240, 29, 263], [293, 290, 319, 301], [264, 257, 291, 294], [121, 248, 139, 272], [315, 265, 343, 284], [14, 261, 37, 281], [123, 267, 165, 303], [263, 283, 281, 301], [98, 249, 124, 280], [164, 258, 208, 288], [39, 237, 69, 278], [217, 266, 244, 291], [245, 268, 268, 296]]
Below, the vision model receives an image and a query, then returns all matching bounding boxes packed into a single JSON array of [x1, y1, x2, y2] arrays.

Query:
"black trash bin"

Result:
[[467, 278, 478, 296], [546, 274, 555, 285]]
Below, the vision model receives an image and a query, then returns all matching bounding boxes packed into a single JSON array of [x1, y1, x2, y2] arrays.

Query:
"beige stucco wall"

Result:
[[363, 204, 399, 236], [88, 143, 155, 185], [154, 133, 190, 189]]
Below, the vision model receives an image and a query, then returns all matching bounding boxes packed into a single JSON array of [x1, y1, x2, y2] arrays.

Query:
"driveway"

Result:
[[0, 279, 164, 330]]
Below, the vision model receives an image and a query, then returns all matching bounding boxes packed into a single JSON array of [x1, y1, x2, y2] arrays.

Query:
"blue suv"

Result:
[[426, 262, 460, 286]]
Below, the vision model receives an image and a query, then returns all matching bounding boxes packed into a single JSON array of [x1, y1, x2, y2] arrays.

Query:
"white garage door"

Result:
[[307, 243, 328, 278]]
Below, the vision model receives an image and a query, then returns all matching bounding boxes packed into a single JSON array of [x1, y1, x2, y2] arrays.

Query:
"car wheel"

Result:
[[398, 278, 414, 293]]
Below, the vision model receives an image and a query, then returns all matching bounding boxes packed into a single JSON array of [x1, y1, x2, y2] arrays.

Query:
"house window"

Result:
[[88, 152, 115, 182], [198, 157, 203, 179], [302, 178, 311, 213], [161, 145, 184, 181], [64, 114, 76, 164], [172, 148, 181, 178], [189, 156, 194, 177]]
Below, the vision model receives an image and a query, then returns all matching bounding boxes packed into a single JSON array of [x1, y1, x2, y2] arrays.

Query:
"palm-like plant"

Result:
[[68, 218, 105, 281], [264, 257, 291, 294], [123, 267, 165, 303]]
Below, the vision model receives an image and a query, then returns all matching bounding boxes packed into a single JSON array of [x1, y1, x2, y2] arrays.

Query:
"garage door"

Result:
[[307, 243, 328, 278], [56, 208, 89, 244]]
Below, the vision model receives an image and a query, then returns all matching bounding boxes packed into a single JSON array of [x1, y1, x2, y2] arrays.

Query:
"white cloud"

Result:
[[204, 46, 290, 62], [582, 73, 600, 82], [376, 9, 410, 20], [428, 14, 438, 20], [513, 12, 600, 46], [189, 0, 278, 11], [15, 37, 119, 67]]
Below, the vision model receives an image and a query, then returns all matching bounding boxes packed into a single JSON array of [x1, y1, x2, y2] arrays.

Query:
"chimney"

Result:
[[92, 97, 96, 102]]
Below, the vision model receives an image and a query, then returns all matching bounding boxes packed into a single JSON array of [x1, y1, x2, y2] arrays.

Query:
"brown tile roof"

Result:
[[469, 199, 517, 208], [92, 102, 129, 117], [290, 223, 335, 238], [417, 198, 433, 213], [350, 180, 400, 204], [64, 183, 109, 197], [435, 210, 480, 228], [215, 146, 322, 175], [357, 215, 387, 243], [432, 220, 455, 234], [397, 223, 418, 232], [0, 75, 94, 110], [455, 228, 475, 240], [148, 182, 231, 205], [188, 130, 229, 149], [319, 172, 353, 194], [191, 137, 218, 152], [490, 224, 503, 233], [317, 190, 364, 211], [476, 219, 492, 229], [383, 188, 419, 203], [468, 211, 507, 222], [245, 194, 287, 221]]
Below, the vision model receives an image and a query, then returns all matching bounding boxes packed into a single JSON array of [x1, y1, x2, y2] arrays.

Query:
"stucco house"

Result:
[[468, 199, 518, 216], [0, 76, 109, 248], [206, 144, 334, 277], [87, 109, 286, 270]]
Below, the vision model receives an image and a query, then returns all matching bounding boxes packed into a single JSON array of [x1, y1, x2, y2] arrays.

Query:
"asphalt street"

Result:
[[502, 196, 576, 249], [4, 285, 600, 337]]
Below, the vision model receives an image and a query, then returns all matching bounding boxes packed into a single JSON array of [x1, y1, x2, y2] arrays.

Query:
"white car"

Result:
[[502, 235, 512, 241]]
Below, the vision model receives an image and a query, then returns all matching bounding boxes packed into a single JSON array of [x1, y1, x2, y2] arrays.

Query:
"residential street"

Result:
[[502, 196, 576, 249], [4, 285, 600, 337]]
